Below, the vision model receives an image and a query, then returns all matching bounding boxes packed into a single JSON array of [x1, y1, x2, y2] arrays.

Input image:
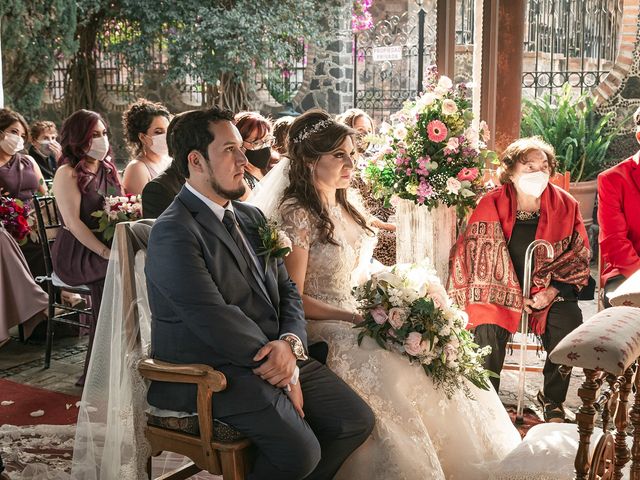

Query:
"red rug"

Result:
[[505, 404, 545, 438], [0, 379, 80, 426]]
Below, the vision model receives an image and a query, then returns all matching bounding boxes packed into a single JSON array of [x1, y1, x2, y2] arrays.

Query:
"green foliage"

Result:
[[108, 0, 341, 108], [0, 0, 79, 119], [520, 83, 622, 182]]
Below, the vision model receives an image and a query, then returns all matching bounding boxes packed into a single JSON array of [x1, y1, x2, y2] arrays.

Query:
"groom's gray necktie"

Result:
[[222, 210, 265, 283]]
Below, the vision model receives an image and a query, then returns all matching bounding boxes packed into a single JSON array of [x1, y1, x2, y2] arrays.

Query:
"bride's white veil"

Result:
[[247, 156, 291, 217]]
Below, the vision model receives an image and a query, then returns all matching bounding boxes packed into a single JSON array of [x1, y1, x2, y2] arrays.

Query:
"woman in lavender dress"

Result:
[[52, 109, 123, 386], [0, 108, 48, 277]]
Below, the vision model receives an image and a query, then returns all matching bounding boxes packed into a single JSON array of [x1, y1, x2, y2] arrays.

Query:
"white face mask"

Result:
[[147, 133, 169, 157], [0, 132, 25, 155], [87, 135, 109, 161], [516, 170, 549, 198]]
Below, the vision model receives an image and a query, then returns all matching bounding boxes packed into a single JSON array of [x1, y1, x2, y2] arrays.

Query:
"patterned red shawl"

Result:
[[448, 183, 590, 334]]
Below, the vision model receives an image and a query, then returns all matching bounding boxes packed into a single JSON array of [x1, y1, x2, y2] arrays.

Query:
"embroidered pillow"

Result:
[[608, 270, 640, 307], [548, 306, 640, 375]]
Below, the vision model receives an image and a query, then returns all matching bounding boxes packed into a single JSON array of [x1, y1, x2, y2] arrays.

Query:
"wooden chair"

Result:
[[114, 221, 253, 480], [32, 194, 94, 368], [494, 306, 640, 479]]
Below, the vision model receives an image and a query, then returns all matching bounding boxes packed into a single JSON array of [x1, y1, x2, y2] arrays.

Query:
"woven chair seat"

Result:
[[146, 413, 245, 442]]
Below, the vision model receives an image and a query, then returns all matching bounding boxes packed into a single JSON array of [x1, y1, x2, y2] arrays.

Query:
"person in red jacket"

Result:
[[598, 106, 640, 307]]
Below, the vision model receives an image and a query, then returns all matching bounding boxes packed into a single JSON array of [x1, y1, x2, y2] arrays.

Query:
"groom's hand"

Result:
[[253, 340, 297, 388]]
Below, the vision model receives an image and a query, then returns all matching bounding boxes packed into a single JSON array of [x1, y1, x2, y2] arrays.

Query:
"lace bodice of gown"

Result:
[[278, 198, 374, 310]]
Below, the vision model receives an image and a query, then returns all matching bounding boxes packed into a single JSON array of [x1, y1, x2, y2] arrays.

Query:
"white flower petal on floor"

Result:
[[29, 409, 45, 417], [1, 400, 14, 406]]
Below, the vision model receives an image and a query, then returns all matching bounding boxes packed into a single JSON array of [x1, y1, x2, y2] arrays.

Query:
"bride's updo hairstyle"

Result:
[[283, 109, 373, 245]]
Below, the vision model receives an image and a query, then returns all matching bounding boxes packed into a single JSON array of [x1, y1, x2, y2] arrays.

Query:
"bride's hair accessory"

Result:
[[292, 119, 333, 144]]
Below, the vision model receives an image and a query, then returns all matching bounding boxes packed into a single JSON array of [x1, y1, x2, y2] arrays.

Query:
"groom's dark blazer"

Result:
[[145, 185, 307, 418]]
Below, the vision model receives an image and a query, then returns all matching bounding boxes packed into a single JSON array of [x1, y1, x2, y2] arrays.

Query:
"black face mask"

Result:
[[245, 147, 271, 169]]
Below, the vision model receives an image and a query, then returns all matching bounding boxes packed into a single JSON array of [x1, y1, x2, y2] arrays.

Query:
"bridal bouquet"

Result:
[[91, 194, 142, 243], [353, 261, 496, 398], [362, 65, 497, 216], [0, 196, 35, 245]]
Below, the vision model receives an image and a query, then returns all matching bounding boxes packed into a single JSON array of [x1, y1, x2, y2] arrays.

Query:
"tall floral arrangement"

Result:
[[363, 66, 497, 217], [352, 0, 373, 32], [353, 261, 496, 398]]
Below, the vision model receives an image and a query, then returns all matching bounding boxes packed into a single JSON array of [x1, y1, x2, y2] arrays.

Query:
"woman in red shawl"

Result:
[[449, 137, 590, 422]]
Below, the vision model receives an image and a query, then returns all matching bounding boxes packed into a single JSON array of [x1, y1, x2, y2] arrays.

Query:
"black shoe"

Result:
[[537, 390, 566, 423]]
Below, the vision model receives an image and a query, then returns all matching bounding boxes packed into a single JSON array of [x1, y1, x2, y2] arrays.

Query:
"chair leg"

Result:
[[44, 286, 56, 369], [220, 450, 246, 480], [146, 457, 152, 480], [18, 324, 25, 343]]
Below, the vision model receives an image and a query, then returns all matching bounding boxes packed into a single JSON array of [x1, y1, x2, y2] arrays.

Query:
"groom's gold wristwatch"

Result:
[[282, 335, 308, 361]]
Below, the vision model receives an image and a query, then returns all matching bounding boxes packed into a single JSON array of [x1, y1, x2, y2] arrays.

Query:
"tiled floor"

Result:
[[0, 327, 86, 397]]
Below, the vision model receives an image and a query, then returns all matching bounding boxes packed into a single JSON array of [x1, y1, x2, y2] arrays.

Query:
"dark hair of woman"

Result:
[[122, 98, 171, 157], [282, 109, 374, 245], [59, 109, 111, 168], [0, 108, 30, 142]]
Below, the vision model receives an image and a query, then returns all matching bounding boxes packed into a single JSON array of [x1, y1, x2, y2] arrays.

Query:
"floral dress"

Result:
[[278, 198, 521, 480]]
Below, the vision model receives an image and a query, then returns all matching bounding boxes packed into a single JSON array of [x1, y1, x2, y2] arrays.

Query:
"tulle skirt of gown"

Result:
[[307, 319, 522, 480]]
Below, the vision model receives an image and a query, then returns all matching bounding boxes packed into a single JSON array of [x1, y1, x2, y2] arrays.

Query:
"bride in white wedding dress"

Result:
[[251, 109, 521, 480]]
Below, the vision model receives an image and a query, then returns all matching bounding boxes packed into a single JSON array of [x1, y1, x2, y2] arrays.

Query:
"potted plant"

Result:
[[520, 83, 620, 226]]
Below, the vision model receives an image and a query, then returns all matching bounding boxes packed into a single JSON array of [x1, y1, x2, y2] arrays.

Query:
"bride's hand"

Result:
[[346, 312, 364, 324]]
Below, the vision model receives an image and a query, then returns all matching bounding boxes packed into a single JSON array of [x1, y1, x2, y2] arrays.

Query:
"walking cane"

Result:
[[515, 239, 554, 424]]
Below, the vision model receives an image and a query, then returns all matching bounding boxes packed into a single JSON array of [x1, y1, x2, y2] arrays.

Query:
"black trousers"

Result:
[[603, 274, 625, 309], [474, 300, 583, 403], [218, 359, 375, 480]]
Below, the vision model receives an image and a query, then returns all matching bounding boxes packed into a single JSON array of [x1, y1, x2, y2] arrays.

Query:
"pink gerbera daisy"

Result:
[[427, 120, 448, 143]]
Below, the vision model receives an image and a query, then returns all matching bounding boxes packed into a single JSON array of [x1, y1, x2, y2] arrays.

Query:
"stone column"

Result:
[[298, 1, 354, 114]]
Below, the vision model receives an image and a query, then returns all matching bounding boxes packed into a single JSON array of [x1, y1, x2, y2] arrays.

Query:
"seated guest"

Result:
[[270, 115, 295, 170], [336, 108, 374, 156], [0, 108, 48, 277], [52, 109, 123, 386], [0, 108, 48, 201], [29, 120, 61, 180], [145, 107, 374, 479], [449, 136, 590, 422], [598, 106, 640, 307], [141, 159, 185, 219], [121, 99, 171, 195], [336, 109, 396, 265], [0, 224, 48, 348], [235, 111, 273, 197]]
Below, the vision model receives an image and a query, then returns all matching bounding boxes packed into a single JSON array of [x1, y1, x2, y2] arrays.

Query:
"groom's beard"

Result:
[[206, 163, 246, 201]]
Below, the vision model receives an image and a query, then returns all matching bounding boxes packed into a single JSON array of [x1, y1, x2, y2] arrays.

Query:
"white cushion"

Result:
[[609, 269, 640, 307], [493, 423, 599, 480], [548, 306, 640, 375]]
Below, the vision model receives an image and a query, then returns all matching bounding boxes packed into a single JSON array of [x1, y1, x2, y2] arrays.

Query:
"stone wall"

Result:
[[594, 0, 640, 161]]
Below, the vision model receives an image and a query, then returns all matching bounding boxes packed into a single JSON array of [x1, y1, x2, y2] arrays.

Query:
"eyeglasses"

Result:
[[243, 137, 275, 151]]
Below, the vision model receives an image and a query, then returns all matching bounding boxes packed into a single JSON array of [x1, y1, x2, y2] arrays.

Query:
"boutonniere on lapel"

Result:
[[256, 219, 292, 274]]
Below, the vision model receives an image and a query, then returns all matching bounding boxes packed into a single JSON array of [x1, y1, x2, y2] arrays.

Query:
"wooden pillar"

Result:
[[436, 0, 456, 80], [479, 0, 499, 151], [494, 0, 526, 153]]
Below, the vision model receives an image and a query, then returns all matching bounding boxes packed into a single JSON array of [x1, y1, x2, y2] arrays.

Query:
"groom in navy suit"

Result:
[[145, 107, 374, 480]]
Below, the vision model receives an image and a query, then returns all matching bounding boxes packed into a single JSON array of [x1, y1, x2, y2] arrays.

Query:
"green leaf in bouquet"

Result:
[[90, 211, 103, 218], [104, 225, 115, 242]]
